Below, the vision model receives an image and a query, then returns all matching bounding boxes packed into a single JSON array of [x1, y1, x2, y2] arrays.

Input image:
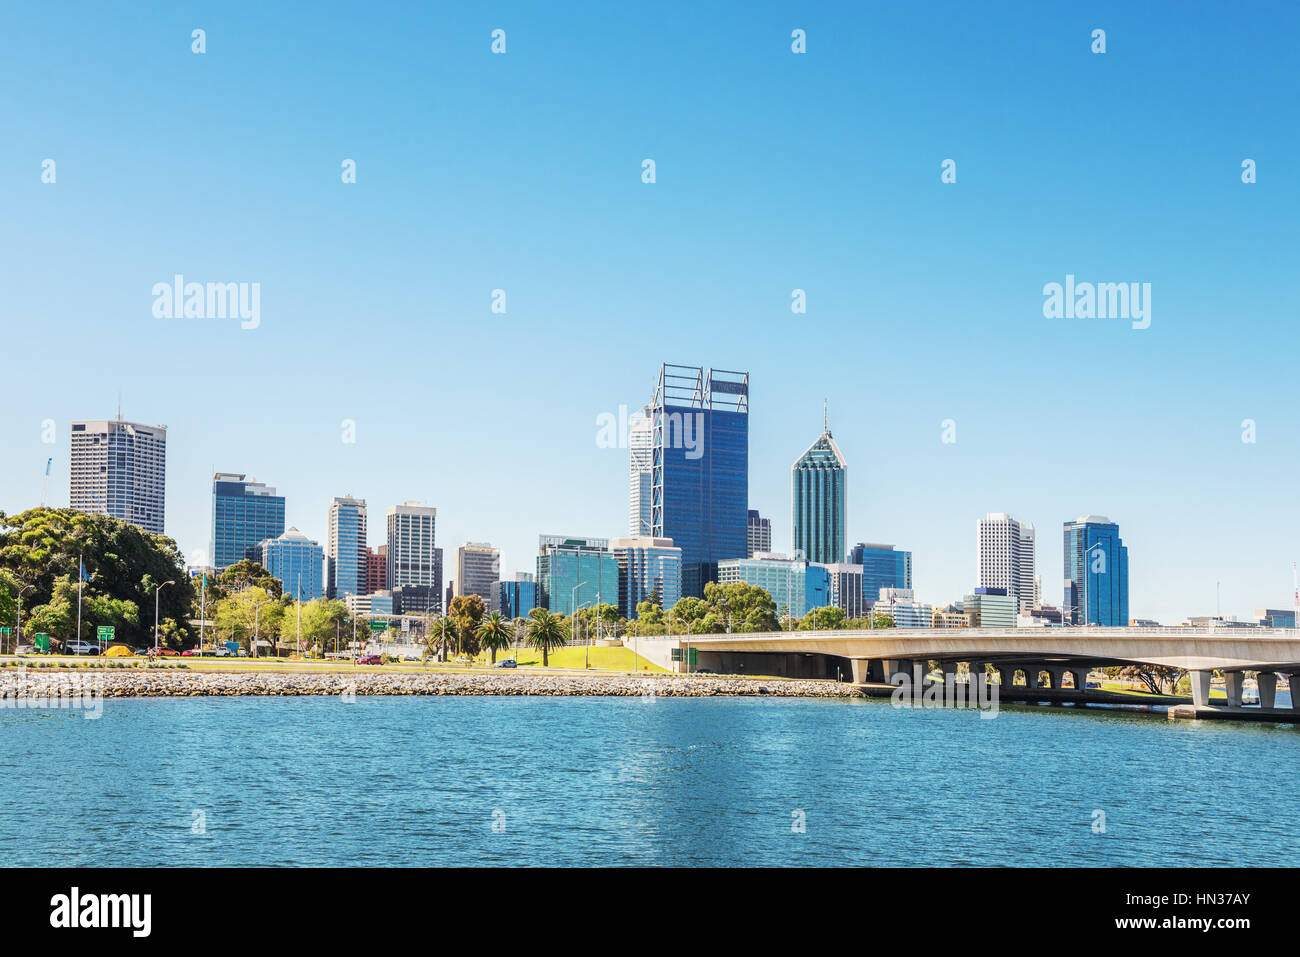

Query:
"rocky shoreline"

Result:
[[0, 668, 863, 700]]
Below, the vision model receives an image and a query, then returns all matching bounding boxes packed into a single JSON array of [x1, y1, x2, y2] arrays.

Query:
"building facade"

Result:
[[536, 535, 619, 616], [870, 588, 933, 628], [651, 364, 749, 598], [823, 562, 865, 619], [978, 513, 1038, 611], [365, 545, 387, 594], [1062, 515, 1129, 626], [629, 404, 654, 536], [851, 543, 913, 608], [387, 502, 438, 590], [261, 527, 324, 601], [964, 587, 1019, 628], [717, 554, 814, 619], [69, 418, 167, 535], [327, 496, 367, 599], [498, 575, 539, 620], [746, 509, 771, 558], [455, 542, 501, 612], [791, 419, 847, 566], [210, 473, 285, 571], [611, 536, 682, 618]]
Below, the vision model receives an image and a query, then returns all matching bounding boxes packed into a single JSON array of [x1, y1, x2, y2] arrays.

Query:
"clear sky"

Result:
[[2, 1, 1297, 625]]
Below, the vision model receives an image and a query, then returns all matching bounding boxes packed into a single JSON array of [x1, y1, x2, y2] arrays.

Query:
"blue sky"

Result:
[[2, 1, 1297, 624]]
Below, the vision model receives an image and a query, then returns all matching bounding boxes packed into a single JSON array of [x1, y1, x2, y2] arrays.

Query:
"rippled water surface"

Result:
[[0, 695, 1295, 866]]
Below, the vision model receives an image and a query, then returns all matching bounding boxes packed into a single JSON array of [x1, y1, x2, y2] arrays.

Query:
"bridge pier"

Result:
[[1045, 666, 1066, 691], [849, 659, 870, 684], [1190, 670, 1211, 707], [1288, 674, 1300, 710], [1223, 671, 1245, 708], [1256, 672, 1277, 710]]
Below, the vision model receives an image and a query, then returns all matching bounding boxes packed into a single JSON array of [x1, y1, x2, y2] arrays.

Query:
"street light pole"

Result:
[[154, 580, 175, 653], [17, 584, 34, 651]]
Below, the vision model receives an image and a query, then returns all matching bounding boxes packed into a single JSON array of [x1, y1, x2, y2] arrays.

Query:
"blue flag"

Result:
[[79, 557, 89, 583]]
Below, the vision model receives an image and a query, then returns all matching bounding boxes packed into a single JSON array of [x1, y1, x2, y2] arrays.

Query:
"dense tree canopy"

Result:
[[0, 507, 194, 645]]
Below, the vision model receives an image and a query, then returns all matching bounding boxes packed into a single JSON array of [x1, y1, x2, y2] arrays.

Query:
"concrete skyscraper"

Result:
[[387, 502, 438, 590], [455, 542, 501, 611], [746, 509, 771, 558], [69, 417, 167, 535], [791, 409, 847, 566], [628, 404, 654, 536], [977, 513, 1038, 611]]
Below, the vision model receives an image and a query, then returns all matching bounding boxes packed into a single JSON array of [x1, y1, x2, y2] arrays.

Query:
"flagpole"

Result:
[[76, 553, 84, 645]]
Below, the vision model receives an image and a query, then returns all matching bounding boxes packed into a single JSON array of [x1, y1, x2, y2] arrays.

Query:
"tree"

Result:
[[703, 581, 779, 632], [1118, 664, 1184, 695], [525, 607, 568, 667], [0, 507, 193, 646], [212, 586, 283, 652], [216, 559, 283, 599], [800, 605, 848, 630], [573, 602, 618, 640], [448, 595, 487, 660], [477, 612, 513, 664]]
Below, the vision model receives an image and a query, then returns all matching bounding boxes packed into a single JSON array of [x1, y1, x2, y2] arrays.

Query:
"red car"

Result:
[[152, 648, 180, 657], [355, 655, 383, 665]]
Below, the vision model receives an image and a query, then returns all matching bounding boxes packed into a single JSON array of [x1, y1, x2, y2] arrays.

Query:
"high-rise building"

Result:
[[746, 509, 772, 558], [1062, 516, 1129, 626], [651, 364, 749, 597], [791, 412, 847, 565], [261, 527, 324, 601], [387, 502, 438, 591], [823, 562, 866, 618], [850, 543, 913, 609], [536, 535, 618, 616], [69, 418, 167, 535], [456, 543, 501, 612], [978, 513, 1037, 612], [611, 536, 682, 618], [365, 545, 387, 594], [629, 404, 654, 536], [498, 573, 539, 619], [327, 496, 367, 599], [210, 473, 285, 571]]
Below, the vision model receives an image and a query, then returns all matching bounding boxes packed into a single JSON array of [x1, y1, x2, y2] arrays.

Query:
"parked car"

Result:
[[14, 644, 33, 656], [494, 659, 518, 668], [152, 648, 180, 657], [65, 640, 101, 656], [356, 655, 383, 665]]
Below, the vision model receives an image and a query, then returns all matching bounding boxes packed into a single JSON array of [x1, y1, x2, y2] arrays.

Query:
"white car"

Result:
[[65, 640, 102, 656]]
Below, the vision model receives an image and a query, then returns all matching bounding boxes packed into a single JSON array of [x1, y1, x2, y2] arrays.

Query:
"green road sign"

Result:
[[0, 627, 12, 635], [671, 648, 682, 661], [368, 620, 387, 633], [688, 648, 698, 665], [96, 626, 114, 641]]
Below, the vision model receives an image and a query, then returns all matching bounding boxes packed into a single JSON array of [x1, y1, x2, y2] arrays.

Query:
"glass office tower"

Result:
[[611, 536, 683, 618], [261, 528, 324, 601], [536, 535, 619, 616], [791, 416, 847, 566], [211, 473, 286, 571], [850, 543, 913, 608], [1062, 516, 1129, 625], [651, 364, 749, 598]]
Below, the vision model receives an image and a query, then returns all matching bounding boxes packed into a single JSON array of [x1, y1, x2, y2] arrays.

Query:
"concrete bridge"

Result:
[[626, 626, 1300, 717]]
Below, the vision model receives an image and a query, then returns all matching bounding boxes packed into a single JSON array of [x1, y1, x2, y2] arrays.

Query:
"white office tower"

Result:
[[455, 542, 501, 612], [69, 418, 167, 534], [386, 502, 438, 589], [628, 405, 654, 536], [977, 512, 1037, 611]]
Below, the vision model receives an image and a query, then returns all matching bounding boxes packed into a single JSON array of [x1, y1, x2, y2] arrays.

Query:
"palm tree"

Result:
[[525, 607, 568, 667], [477, 613, 513, 665], [427, 616, 456, 663]]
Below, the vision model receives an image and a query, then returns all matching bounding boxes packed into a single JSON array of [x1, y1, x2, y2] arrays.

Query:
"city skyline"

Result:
[[3, 3, 1298, 624]]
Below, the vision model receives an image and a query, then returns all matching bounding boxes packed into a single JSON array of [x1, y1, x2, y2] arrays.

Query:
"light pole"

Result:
[[17, 584, 35, 652], [153, 580, 175, 653], [251, 599, 269, 658], [571, 581, 586, 663]]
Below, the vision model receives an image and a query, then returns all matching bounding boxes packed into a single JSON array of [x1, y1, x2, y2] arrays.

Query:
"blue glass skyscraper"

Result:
[[650, 364, 749, 598], [1062, 516, 1129, 625], [850, 543, 913, 606], [211, 473, 286, 571]]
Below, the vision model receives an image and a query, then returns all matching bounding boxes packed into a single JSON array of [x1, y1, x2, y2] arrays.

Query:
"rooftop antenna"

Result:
[[823, 399, 828, 434]]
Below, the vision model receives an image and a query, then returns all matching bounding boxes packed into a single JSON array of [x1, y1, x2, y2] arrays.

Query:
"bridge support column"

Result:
[[848, 659, 870, 684], [1070, 666, 1090, 691], [1223, 672, 1244, 708], [1287, 674, 1300, 711], [1046, 666, 1066, 691], [1257, 672, 1277, 710], [1190, 670, 1211, 707]]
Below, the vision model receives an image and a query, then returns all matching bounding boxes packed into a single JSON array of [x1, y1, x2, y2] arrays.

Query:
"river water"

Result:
[[0, 695, 1294, 866]]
